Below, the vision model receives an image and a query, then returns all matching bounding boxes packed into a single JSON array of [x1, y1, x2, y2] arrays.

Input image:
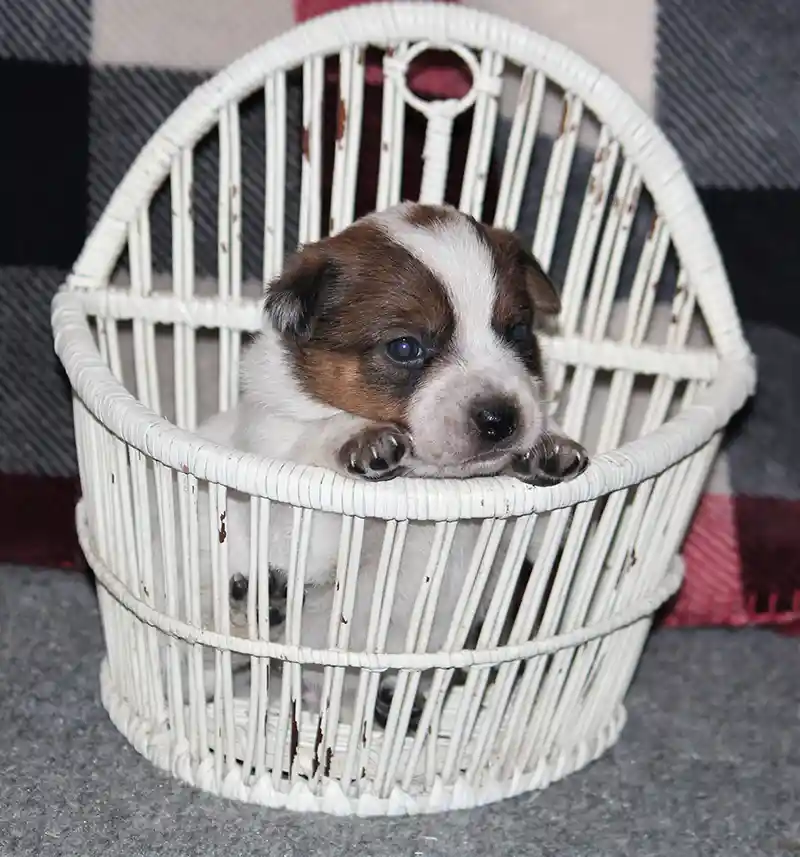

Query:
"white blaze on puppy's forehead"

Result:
[[373, 206, 499, 350]]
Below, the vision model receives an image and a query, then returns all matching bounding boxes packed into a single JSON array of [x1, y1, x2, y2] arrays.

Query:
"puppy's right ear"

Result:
[[263, 248, 336, 341]]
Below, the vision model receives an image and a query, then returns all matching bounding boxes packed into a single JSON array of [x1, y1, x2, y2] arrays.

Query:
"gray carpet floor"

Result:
[[1, 564, 798, 857]]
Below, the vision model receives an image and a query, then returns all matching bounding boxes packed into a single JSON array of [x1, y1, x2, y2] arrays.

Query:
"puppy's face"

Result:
[[264, 203, 560, 477]]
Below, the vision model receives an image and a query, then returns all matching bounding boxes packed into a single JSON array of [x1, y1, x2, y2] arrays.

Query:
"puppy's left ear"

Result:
[[515, 243, 561, 316], [481, 225, 561, 315], [263, 244, 336, 341]]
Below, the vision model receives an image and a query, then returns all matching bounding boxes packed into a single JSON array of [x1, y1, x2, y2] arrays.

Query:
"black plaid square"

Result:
[[0, 58, 90, 267], [699, 188, 800, 337]]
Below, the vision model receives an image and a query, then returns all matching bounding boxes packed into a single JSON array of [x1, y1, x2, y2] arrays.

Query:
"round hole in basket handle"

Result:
[[382, 41, 501, 205], [383, 41, 486, 118]]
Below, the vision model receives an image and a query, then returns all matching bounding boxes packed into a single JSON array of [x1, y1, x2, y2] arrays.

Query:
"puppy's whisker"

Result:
[[541, 431, 558, 459]]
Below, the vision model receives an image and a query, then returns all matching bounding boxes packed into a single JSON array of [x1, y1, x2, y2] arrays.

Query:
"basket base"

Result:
[[99, 657, 627, 816]]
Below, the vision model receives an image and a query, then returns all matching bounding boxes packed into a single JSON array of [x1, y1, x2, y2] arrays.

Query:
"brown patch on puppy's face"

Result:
[[264, 220, 455, 425], [297, 350, 407, 424]]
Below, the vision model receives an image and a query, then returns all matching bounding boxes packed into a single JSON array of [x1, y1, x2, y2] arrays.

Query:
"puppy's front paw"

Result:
[[228, 566, 293, 631], [509, 433, 589, 486], [338, 425, 411, 481]]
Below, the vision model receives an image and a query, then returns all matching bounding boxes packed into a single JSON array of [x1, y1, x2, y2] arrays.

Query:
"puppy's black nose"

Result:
[[470, 398, 519, 443]]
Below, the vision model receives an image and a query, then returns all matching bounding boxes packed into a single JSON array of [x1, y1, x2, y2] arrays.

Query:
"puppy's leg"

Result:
[[204, 566, 294, 703], [507, 430, 589, 486], [338, 424, 413, 481]]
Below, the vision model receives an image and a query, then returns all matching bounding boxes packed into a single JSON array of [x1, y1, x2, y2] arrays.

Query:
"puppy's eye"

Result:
[[385, 336, 425, 365], [506, 322, 532, 343]]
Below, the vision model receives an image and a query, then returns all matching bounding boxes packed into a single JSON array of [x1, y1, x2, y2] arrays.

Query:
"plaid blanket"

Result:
[[1, 0, 798, 631]]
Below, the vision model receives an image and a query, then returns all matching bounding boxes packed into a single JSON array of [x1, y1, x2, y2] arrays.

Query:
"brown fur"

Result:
[[402, 203, 459, 230], [401, 207, 560, 320], [400, 203, 559, 327], [298, 350, 408, 424], [481, 225, 560, 380], [288, 221, 455, 423], [480, 225, 561, 317]]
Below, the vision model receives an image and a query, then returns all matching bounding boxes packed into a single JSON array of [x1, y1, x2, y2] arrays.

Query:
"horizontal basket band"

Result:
[[77, 287, 721, 383], [78, 501, 683, 670]]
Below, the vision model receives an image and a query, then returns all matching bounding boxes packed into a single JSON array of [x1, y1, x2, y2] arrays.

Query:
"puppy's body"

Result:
[[193, 386, 513, 713], [154, 203, 588, 721]]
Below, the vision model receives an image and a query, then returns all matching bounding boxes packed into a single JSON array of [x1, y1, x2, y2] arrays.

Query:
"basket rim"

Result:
[[52, 2, 757, 520]]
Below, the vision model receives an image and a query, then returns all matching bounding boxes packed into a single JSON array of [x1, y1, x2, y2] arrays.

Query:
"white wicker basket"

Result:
[[52, 3, 755, 816]]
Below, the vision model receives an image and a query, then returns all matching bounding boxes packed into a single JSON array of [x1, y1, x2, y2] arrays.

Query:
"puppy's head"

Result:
[[263, 202, 560, 477]]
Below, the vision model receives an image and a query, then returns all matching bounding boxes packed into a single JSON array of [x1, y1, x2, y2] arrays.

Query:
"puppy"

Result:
[[169, 203, 588, 732]]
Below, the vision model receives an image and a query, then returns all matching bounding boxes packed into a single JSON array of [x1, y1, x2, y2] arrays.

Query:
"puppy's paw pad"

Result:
[[339, 426, 410, 481], [537, 437, 589, 485], [266, 566, 306, 629], [268, 566, 288, 601]]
